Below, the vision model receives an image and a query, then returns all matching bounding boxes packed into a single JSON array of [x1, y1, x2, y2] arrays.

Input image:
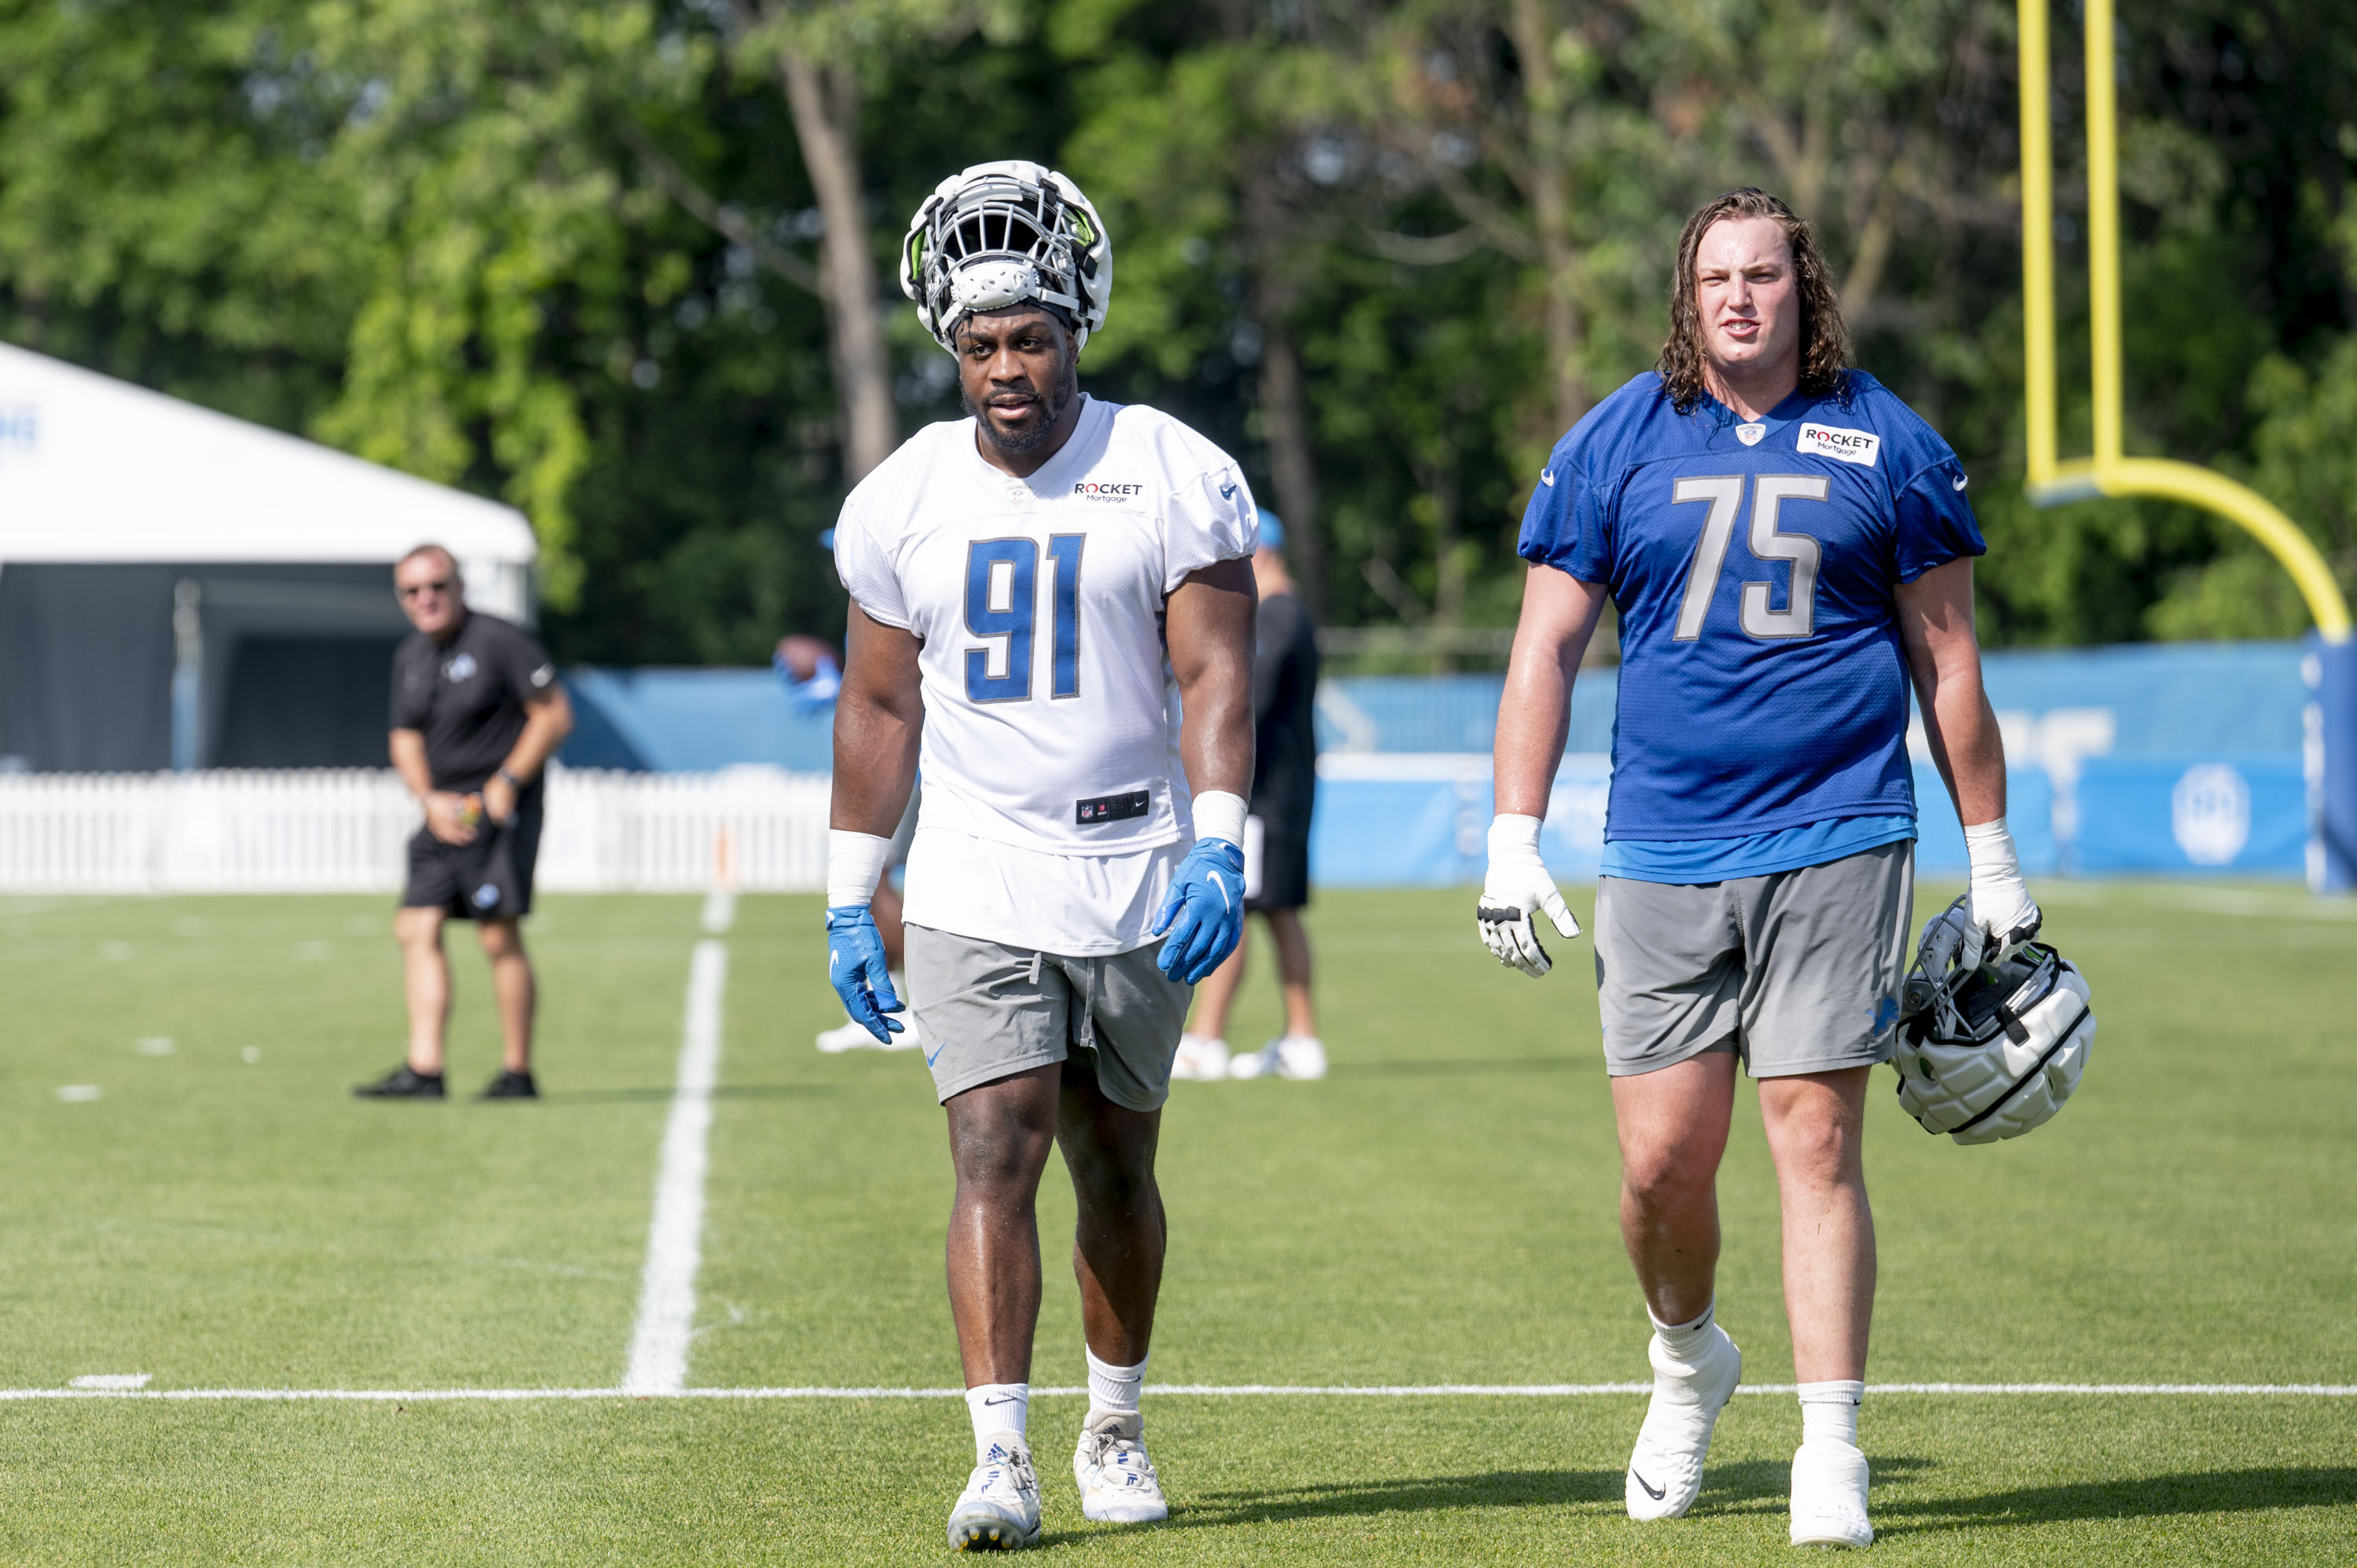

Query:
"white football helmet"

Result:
[[1893, 896, 2095, 1145], [900, 160, 1111, 354]]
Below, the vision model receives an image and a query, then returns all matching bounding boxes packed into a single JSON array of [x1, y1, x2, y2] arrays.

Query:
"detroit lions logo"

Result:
[[1871, 995, 1901, 1036]]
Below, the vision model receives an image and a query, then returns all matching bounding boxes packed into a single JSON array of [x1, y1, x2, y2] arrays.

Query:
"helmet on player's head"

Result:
[[1893, 897, 2095, 1145], [901, 161, 1112, 354]]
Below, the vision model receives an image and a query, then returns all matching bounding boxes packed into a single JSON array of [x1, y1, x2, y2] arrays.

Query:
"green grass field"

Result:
[[0, 881, 2352, 1563]]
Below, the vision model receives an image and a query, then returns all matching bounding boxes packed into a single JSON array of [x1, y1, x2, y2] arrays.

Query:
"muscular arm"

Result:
[[499, 690, 573, 785], [481, 690, 574, 823], [1494, 566, 1612, 816], [833, 603, 926, 837], [1896, 557, 2005, 827], [392, 727, 472, 845], [1167, 556, 1257, 803], [390, 728, 433, 800]]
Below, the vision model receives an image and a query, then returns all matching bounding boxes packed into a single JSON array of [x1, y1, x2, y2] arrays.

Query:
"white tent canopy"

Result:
[[0, 342, 536, 619]]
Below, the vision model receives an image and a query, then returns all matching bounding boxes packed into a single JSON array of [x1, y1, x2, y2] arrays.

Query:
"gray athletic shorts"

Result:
[[1593, 840, 1915, 1079], [904, 925, 1191, 1112]]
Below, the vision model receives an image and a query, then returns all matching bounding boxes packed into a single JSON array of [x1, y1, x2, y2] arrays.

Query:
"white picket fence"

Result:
[[0, 767, 831, 895]]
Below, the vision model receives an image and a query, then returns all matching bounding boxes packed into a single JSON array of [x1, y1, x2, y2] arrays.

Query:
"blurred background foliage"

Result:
[[2, 0, 2354, 663]]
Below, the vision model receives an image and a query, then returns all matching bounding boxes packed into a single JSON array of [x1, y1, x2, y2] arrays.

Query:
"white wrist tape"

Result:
[[1963, 816, 2021, 883], [1489, 813, 1545, 862], [1191, 789, 1248, 848], [827, 830, 892, 909]]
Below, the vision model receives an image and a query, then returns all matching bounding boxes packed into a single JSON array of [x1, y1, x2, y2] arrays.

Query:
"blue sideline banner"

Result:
[[555, 639, 2325, 886], [1307, 755, 1505, 888], [2073, 757, 2308, 876], [1307, 755, 1613, 888], [2317, 637, 2357, 892], [1308, 756, 2053, 887], [1912, 765, 2056, 877]]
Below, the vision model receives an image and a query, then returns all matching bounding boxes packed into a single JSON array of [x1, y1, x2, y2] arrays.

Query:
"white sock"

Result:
[[1085, 1346, 1146, 1423], [1798, 1379, 1864, 1446], [1651, 1300, 1716, 1361], [966, 1383, 1029, 1458]]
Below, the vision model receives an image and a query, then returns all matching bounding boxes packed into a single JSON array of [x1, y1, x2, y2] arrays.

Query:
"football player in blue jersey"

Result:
[[1479, 188, 2041, 1548]]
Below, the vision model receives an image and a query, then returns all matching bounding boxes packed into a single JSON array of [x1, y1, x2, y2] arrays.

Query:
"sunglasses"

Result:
[[398, 579, 455, 599]]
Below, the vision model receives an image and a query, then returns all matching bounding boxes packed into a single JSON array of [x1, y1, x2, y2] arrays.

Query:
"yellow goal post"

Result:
[[2016, 0, 2351, 643]]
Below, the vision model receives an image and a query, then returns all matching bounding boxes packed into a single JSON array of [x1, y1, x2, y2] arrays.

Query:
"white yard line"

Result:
[[619, 936, 731, 1395], [5, 1383, 2352, 1402]]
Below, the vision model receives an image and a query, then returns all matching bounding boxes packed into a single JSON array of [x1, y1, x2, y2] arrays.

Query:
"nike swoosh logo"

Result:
[[1220, 482, 1238, 499], [1631, 1469, 1665, 1500], [1952, 474, 1970, 490], [1539, 469, 1556, 486], [983, 1394, 1018, 1405], [926, 1043, 946, 1067]]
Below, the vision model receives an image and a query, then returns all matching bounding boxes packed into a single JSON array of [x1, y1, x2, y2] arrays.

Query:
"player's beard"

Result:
[[966, 354, 1080, 457]]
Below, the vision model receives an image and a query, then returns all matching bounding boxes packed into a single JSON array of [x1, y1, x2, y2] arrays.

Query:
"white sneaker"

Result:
[[815, 1009, 922, 1053], [947, 1433, 1041, 1552], [1229, 1036, 1326, 1079], [1169, 1034, 1229, 1081], [1789, 1438, 1872, 1548], [1072, 1410, 1168, 1523], [815, 1017, 878, 1053], [1624, 1321, 1743, 1520], [1274, 1035, 1327, 1079], [1226, 1042, 1275, 1079]]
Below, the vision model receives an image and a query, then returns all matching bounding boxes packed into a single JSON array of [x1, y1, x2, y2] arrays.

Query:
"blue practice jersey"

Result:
[[1519, 371, 1985, 842]]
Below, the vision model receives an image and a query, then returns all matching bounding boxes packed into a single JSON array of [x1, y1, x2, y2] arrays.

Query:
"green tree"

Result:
[[0, 0, 361, 425], [9, 0, 2357, 662]]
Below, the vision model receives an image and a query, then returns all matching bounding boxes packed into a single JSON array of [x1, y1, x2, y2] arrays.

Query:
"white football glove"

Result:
[[1963, 815, 2042, 969], [1475, 814, 1581, 977]]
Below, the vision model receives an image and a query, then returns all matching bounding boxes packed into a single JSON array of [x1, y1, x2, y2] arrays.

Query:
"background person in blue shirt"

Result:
[[1477, 188, 2042, 1549]]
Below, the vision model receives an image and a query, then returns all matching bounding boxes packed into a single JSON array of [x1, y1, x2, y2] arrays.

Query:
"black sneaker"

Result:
[[354, 1064, 445, 1100], [477, 1069, 538, 1101]]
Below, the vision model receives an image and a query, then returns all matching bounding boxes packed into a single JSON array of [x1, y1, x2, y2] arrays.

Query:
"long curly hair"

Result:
[[1657, 188, 1850, 413]]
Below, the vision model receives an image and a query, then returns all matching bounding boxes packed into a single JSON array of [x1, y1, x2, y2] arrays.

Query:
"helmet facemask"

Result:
[[902, 161, 1112, 354]]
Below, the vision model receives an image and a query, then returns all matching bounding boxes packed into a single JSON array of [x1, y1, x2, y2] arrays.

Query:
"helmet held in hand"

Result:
[[1893, 896, 2095, 1145]]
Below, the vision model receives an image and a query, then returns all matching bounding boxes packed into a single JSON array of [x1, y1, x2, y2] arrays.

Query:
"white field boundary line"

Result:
[[5, 1383, 2353, 1402], [619, 928, 731, 1394]]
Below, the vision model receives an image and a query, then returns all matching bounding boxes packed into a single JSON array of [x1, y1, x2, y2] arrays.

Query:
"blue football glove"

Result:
[[1150, 837, 1246, 984], [825, 906, 904, 1043]]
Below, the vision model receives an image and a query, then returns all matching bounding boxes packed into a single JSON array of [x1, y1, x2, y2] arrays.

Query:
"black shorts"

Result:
[[1244, 817, 1310, 913], [402, 801, 543, 921]]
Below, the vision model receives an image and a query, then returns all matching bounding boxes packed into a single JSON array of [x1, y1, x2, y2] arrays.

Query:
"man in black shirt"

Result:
[[1174, 510, 1328, 1081], [356, 544, 574, 1101]]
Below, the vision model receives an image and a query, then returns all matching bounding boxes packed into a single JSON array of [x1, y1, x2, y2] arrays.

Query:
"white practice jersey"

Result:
[[834, 394, 1255, 952]]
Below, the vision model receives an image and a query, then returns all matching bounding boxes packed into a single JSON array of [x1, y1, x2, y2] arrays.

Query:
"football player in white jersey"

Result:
[[826, 161, 1259, 1551]]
